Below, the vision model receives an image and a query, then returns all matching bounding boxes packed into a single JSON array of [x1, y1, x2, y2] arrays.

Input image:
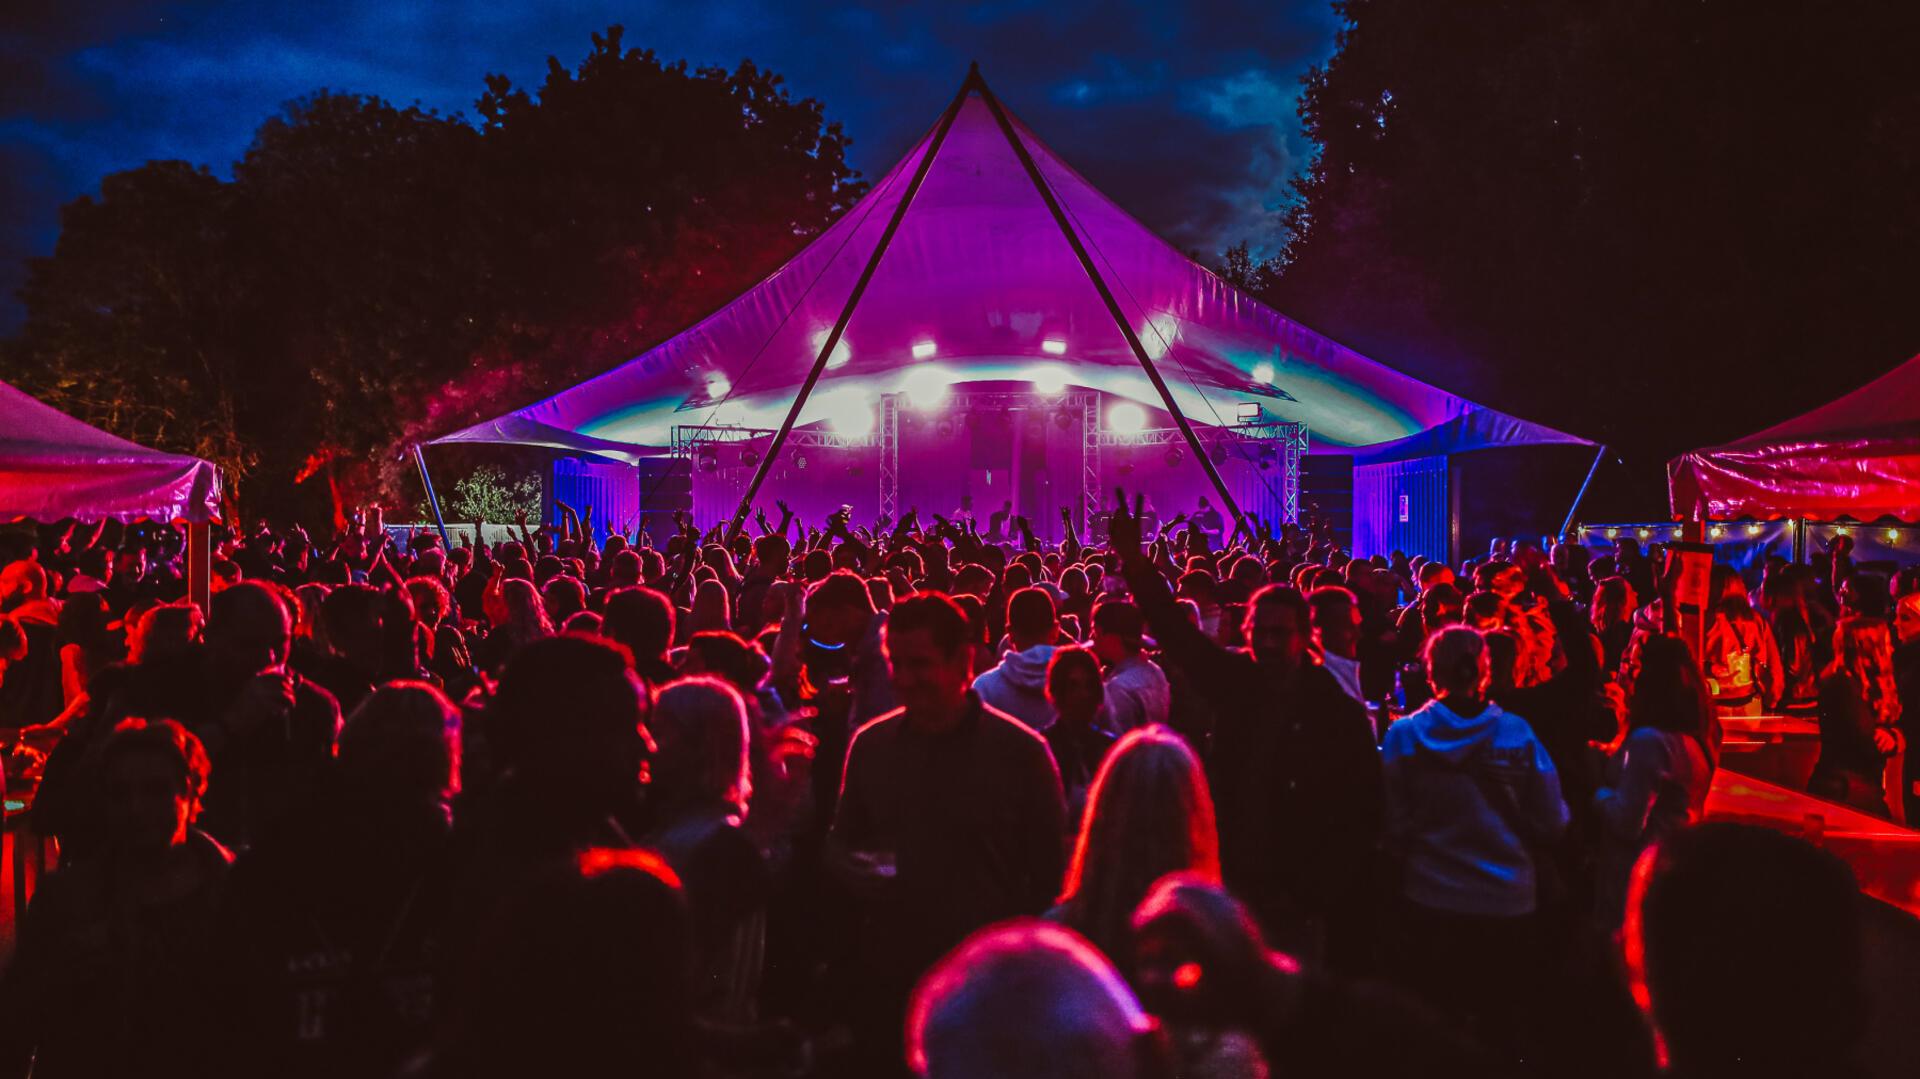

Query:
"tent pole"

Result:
[[186, 519, 211, 613], [972, 76, 1252, 535], [724, 69, 979, 540], [1557, 444, 1607, 539], [411, 443, 453, 551]]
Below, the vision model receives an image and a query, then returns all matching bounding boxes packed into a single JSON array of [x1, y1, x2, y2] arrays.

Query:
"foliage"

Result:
[[5, 26, 865, 519], [415, 464, 541, 524], [1264, 0, 1920, 485]]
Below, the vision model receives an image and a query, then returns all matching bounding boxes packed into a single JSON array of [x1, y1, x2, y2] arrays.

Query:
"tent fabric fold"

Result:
[[434, 82, 1586, 463], [1669, 352, 1920, 521], [1, 379, 223, 524]]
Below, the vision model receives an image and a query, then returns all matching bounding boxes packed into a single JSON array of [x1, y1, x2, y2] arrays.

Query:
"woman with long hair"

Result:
[[1594, 634, 1717, 922], [1759, 571, 1822, 717], [1809, 616, 1905, 818], [1052, 725, 1220, 965], [686, 578, 733, 640], [1589, 577, 1637, 678], [644, 676, 768, 1028]]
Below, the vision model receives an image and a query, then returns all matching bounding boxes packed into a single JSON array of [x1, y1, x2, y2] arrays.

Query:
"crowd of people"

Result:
[[0, 492, 1914, 1078]]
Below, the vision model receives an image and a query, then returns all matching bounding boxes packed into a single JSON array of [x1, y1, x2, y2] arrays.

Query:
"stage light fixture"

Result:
[[904, 366, 951, 409], [698, 450, 719, 473], [1209, 444, 1228, 465], [1108, 402, 1147, 433], [705, 374, 731, 399], [911, 340, 938, 360], [1252, 361, 1275, 384], [795, 454, 809, 471], [1605, 528, 1619, 539], [1042, 338, 1068, 355], [1708, 526, 1724, 539], [1836, 525, 1850, 536], [1165, 448, 1184, 467], [1638, 528, 1651, 539], [1746, 523, 1762, 536], [935, 418, 956, 438], [1030, 365, 1070, 396], [741, 447, 760, 466], [1887, 529, 1900, 543], [811, 329, 852, 369], [1054, 409, 1075, 430]]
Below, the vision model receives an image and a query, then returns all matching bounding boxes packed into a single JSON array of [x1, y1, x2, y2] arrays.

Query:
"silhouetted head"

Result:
[[492, 635, 652, 809], [908, 920, 1159, 1079], [1625, 823, 1864, 1078]]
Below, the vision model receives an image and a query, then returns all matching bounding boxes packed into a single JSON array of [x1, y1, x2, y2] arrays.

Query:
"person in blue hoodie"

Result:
[[1381, 625, 1568, 1048], [971, 587, 1060, 730]]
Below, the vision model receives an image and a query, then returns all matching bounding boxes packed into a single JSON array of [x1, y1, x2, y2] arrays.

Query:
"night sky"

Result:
[[0, 0, 1343, 333]]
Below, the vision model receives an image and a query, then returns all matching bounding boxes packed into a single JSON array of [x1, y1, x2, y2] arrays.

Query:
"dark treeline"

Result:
[[1238, 0, 1920, 511], [2, 27, 864, 518]]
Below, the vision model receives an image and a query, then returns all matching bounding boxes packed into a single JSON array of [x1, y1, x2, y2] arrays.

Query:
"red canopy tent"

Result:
[[2, 378, 221, 607], [0, 379, 221, 524], [1669, 352, 1920, 521]]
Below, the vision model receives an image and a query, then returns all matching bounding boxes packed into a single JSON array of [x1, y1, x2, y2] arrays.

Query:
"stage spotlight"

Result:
[[1165, 448, 1184, 467], [904, 366, 951, 409], [811, 329, 853, 369], [1030, 365, 1070, 395], [1252, 361, 1275, 384], [1209, 444, 1228, 465], [741, 447, 761, 466], [1108, 402, 1147, 433], [698, 450, 719, 473], [794, 454, 809, 471], [822, 389, 875, 436], [1053, 409, 1075, 430], [1042, 338, 1068, 355], [911, 340, 938, 360], [936, 418, 956, 438], [705, 374, 731, 399]]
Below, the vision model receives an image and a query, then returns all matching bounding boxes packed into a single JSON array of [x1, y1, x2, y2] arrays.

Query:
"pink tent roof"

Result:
[[0, 379, 222, 523], [435, 78, 1586, 464], [1669, 352, 1920, 521]]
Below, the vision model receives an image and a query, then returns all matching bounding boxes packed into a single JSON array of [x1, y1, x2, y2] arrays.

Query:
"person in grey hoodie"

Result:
[[971, 587, 1061, 730], [1381, 625, 1568, 1046]]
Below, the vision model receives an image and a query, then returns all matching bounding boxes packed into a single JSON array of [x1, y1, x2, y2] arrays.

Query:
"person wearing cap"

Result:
[[1091, 600, 1169, 734]]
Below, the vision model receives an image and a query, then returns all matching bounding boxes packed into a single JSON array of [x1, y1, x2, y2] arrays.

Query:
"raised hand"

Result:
[[1108, 488, 1146, 557]]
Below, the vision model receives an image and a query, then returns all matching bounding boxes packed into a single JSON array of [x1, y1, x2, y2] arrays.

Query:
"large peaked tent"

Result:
[[1, 378, 221, 524], [1669, 352, 1920, 521], [435, 69, 1585, 534]]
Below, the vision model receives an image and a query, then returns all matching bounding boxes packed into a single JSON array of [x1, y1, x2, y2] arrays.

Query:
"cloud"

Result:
[[0, 0, 1345, 331]]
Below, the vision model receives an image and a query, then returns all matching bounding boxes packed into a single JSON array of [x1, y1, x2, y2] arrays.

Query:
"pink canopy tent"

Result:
[[1669, 352, 1920, 521], [436, 71, 1581, 456], [0, 378, 222, 524], [434, 68, 1585, 551]]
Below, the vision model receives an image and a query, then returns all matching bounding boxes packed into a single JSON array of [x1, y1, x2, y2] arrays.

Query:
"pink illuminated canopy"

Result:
[[1669, 351, 1920, 521], [435, 80, 1586, 463], [0, 379, 222, 523]]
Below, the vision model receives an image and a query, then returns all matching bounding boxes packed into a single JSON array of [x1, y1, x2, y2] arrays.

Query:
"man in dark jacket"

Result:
[[1110, 493, 1382, 971], [831, 591, 1066, 1071]]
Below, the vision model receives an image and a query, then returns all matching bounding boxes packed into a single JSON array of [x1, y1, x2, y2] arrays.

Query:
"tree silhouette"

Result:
[[5, 26, 865, 517]]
